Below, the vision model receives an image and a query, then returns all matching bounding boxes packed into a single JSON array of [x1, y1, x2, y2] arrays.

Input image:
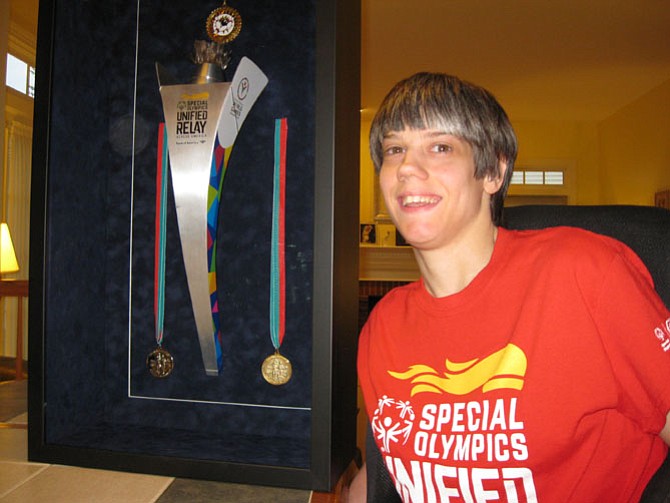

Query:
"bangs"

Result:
[[369, 72, 516, 183], [375, 90, 469, 141]]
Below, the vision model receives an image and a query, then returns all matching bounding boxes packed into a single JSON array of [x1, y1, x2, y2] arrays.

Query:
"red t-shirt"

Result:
[[358, 227, 670, 502]]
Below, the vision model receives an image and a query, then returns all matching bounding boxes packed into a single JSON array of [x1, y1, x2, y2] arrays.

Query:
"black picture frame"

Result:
[[28, 0, 360, 491]]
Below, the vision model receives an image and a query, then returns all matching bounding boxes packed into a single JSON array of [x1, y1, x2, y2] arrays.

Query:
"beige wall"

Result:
[[359, 116, 376, 223], [512, 120, 600, 204], [598, 78, 670, 206]]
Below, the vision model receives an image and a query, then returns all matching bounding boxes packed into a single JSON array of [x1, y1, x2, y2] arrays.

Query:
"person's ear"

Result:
[[484, 160, 508, 195]]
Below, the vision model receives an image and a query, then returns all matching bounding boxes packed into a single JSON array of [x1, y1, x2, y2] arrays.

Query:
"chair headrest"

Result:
[[502, 205, 670, 309]]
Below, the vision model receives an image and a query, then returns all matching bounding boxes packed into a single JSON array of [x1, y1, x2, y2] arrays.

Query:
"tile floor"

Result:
[[0, 379, 324, 502]]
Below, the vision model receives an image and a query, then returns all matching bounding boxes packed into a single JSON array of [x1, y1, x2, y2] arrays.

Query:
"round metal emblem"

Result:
[[261, 352, 292, 385], [147, 347, 174, 378], [207, 5, 242, 44]]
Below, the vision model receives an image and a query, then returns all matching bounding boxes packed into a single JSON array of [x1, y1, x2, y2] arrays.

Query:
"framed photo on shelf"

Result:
[[360, 223, 376, 244]]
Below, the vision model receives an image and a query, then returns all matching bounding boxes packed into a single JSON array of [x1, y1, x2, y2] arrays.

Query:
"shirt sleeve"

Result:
[[591, 243, 670, 434]]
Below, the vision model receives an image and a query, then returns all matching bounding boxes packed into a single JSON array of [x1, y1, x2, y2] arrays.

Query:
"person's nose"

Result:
[[397, 147, 428, 181]]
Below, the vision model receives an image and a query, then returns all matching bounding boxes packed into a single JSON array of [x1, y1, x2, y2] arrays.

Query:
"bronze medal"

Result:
[[261, 351, 292, 385], [147, 347, 174, 378], [206, 4, 242, 44]]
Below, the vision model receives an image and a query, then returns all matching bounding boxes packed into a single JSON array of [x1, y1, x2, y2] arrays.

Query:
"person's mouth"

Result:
[[400, 195, 441, 207]]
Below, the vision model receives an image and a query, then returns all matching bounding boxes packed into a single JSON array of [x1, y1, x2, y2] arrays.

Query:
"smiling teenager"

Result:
[[347, 73, 670, 502]]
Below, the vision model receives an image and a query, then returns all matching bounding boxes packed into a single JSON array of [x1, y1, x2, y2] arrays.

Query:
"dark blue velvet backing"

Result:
[[44, 0, 315, 468]]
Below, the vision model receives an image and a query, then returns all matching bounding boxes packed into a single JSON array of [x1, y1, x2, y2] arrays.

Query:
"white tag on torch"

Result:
[[217, 56, 269, 148]]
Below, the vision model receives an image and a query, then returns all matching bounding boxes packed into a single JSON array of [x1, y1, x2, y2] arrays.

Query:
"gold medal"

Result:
[[206, 4, 242, 44], [147, 347, 174, 378], [261, 351, 292, 385]]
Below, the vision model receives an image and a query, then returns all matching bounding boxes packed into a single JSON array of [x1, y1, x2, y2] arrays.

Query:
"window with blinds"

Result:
[[5, 54, 35, 98], [511, 170, 564, 186]]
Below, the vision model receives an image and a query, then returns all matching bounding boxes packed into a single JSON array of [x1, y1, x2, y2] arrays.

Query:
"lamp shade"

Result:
[[0, 222, 19, 273]]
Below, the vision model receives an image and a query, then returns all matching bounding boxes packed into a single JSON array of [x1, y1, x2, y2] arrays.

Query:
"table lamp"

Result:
[[0, 222, 19, 274]]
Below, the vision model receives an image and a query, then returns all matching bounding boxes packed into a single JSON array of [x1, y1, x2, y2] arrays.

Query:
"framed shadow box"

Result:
[[28, 0, 360, 491]]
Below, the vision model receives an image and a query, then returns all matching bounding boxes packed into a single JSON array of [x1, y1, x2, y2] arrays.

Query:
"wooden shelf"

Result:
[[359, 246, 419, 281]]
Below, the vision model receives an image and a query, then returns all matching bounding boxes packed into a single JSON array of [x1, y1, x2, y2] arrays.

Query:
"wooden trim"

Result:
[[0, 279, 28, 380], [0, 279, 29, 297]]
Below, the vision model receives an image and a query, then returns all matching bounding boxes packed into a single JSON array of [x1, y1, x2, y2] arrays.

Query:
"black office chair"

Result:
[[365, 204, 670, 502]]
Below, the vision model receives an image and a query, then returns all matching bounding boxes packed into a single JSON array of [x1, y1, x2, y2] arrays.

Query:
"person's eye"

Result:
[[432, 143, 452, 153], [383, 145, 404, 156]]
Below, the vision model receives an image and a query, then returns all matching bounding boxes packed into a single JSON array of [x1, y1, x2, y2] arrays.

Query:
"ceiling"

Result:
[[362, 0, 670, 121], [10, 0, 670, 122]]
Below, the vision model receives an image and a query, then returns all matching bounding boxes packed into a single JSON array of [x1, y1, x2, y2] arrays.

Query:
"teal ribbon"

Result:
[[155, 123, 169, 346]]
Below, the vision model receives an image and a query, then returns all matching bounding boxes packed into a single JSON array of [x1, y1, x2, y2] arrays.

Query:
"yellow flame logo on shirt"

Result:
[[388, 343, 527, 396]]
